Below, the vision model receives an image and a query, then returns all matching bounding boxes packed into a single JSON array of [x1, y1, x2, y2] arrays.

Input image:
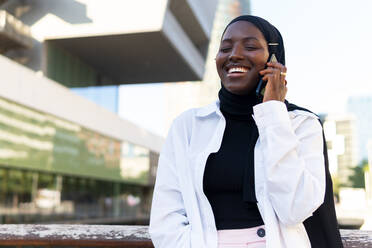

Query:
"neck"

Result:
[[218, 85, 258, 118]]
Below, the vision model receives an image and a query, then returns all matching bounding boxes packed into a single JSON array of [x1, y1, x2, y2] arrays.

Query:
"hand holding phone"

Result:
[[255, 53, 278, 100], [257, 58, 288, 103], [255, 42, 287, 102]]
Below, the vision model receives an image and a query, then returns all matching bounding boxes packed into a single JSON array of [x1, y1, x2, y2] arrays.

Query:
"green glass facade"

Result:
[[0, 96, 152, 185], [46, 43, 99, 87], [0, 95, 158, 224]]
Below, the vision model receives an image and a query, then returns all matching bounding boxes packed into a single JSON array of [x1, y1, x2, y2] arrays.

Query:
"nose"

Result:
[[228, 44, 244, 62]]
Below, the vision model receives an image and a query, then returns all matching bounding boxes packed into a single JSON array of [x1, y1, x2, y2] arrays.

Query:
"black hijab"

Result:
[[218, 15, 286, 110], [222, 15, 285, 66]]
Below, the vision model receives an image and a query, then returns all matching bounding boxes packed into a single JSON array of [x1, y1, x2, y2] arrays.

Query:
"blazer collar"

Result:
[[196, 100, 223, 118]]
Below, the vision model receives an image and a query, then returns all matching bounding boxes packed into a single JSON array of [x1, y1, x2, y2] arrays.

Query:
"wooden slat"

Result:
[[0, 225, 153, 247], [341, 229, 372, 248], [0, 225, 371, 247]]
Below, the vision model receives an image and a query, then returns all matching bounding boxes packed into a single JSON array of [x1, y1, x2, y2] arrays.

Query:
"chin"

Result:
[[225, 82, 254, 95]]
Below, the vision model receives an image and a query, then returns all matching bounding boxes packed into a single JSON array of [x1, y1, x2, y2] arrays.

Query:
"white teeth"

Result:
[[228, 67, 248, 73]]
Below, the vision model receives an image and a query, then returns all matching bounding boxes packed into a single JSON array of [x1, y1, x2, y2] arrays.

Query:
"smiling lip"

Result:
[[225, 65, 249, 78], [227, 72, 246, 79]]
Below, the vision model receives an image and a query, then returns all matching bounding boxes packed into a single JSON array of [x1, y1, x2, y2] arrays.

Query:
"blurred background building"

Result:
[[347, 96, 372, 163], [0, 0, 217, 224], [367, 141, 372, 205], [323, 114, 358, 185], [322, 113, 372, 229]]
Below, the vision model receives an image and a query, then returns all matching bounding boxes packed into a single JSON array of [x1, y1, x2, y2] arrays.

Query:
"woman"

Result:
[[149, 15, 343, 248]]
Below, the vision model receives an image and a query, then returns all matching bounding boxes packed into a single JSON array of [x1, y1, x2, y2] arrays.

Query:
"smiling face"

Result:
[[216, 21, 269, 95]]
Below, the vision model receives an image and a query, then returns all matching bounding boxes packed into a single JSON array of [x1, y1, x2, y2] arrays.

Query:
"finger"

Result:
[[267, 63, 287, 77], [259, 67, 281, 75], [262, 74, 287, 86], [267, 62, 287, 72], [279, 71, 287, 81], [267, 61, 285, 68], [262, 75, 269, 81], [261, 74, 278, 82]]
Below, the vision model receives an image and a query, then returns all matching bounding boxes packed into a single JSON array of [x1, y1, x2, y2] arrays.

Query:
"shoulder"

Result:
[[175, 107, 199, 121], [166, 101, 219, 142], [285, 101, 319, 120], [285, 101, 323, 135], [170, 108, 197, 130], [171, 101, 219, 127]]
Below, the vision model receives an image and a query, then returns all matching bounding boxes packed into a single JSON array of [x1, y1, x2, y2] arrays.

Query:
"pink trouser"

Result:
[[217, 225, 266, 248]]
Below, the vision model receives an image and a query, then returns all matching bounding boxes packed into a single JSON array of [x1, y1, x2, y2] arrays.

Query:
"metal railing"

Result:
[[0, 225, 371, 247]]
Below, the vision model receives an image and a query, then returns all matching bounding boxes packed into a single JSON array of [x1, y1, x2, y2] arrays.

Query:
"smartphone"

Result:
[[255, 53, 278, 101]]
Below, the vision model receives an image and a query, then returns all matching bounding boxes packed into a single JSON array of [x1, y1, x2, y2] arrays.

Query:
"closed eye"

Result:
[[245, 46, 257, 50], [220, 47, 231, 53]]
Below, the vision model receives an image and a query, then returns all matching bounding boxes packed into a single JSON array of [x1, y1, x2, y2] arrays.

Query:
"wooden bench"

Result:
[[0, 225, 370, 247]]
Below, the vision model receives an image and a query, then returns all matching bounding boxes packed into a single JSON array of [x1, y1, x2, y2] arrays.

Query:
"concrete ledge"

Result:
[[0, 54, 164, 153], [0, 225, 370, 247]]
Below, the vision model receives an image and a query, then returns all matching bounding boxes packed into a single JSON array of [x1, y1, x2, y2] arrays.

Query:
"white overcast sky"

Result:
[[119, 0, 372, 136], [250, 0, 372, 113]]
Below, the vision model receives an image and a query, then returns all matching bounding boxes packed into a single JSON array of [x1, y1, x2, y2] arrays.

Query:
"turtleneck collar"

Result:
[[218, 84, 259, 119]]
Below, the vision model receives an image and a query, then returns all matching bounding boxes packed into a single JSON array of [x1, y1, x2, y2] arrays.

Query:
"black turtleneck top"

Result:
[[203, 86, 264, 230]]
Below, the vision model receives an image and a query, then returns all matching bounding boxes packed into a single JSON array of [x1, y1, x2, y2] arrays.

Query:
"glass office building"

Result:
[[0, 0, 218, 223], [0, 92, 158, 224]]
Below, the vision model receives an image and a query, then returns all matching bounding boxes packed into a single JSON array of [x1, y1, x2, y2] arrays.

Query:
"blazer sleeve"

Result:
[[253, 100, 326, 227], [149, 121, 192, 248]]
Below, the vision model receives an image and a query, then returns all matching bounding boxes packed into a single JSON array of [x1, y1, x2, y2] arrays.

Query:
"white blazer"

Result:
[[149, 100, 325, 248]]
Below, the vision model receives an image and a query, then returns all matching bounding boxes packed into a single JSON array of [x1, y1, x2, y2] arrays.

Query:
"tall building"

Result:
[[323, 114, 358, 185], [367, 140, 372, 205], [347, 96, 372, 163], [0, 0, 217, 223]]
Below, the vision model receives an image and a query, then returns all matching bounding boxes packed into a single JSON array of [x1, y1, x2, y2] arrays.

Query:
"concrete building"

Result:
[[347, 96, 372, 163], [0, 0, 217, 223], [366, 140, 372, 205], [1, 0, 217, 85], [323, 114, 358, 186]]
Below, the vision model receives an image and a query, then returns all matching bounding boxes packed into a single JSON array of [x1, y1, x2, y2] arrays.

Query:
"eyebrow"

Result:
[[221, 36, 259, 43]]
